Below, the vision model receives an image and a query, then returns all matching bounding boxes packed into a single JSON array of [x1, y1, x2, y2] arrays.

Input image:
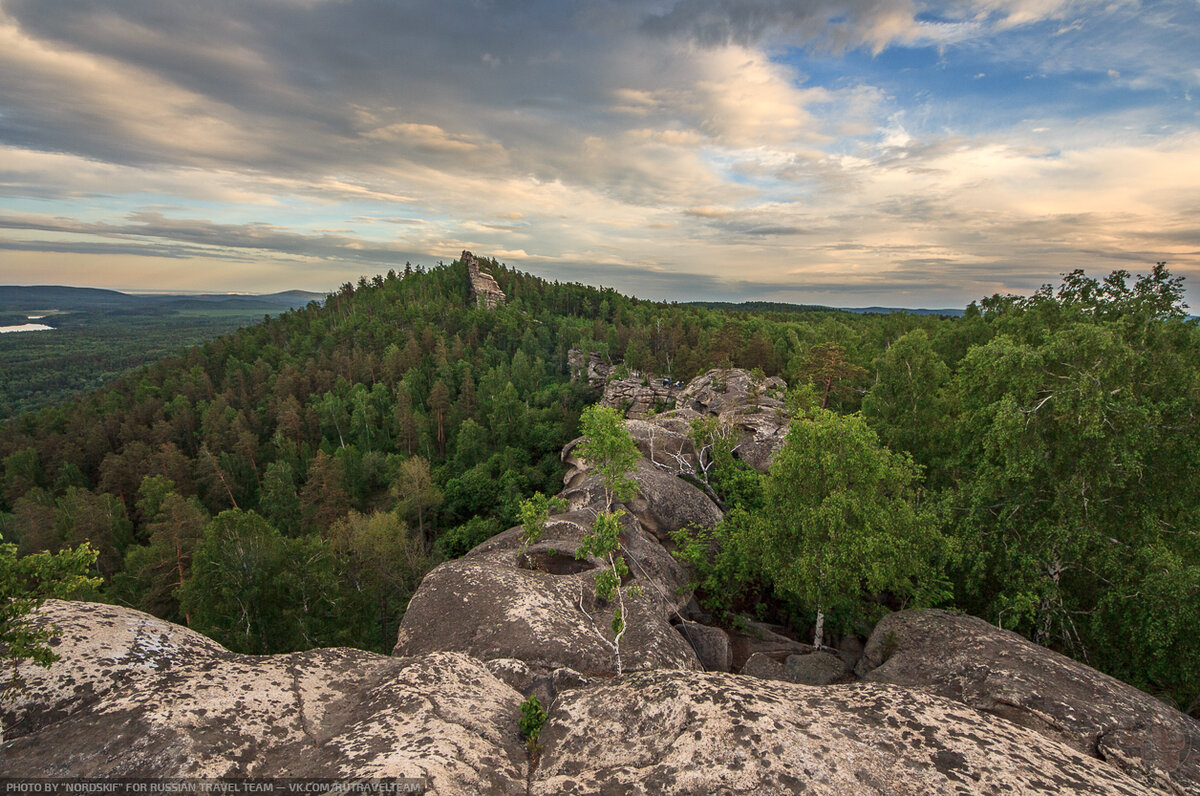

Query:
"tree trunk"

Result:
[[813, 607, 825, 650]]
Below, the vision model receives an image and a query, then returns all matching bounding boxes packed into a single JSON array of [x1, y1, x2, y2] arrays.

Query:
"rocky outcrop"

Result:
[[859, 609, 1200, 795], [9, 600, 1168, 794], [463, 250, 505, 310], [672, 368, 790, 472], [1, 601, 526, 793], [601, 375, 679, 419], [532, 669, 1162, 795], [605, 368, 791, 477], [674, 621, 732, 673], [12, 360, 1200, 794], [559, 453, 722, 542], [393, 511, 701, 677]]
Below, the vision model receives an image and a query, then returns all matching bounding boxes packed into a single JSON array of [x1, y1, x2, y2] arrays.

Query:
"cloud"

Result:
[[0, 0, 1197, 307]]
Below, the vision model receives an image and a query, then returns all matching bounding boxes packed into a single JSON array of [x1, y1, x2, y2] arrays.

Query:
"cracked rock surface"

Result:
[[531, 669, 1163, 795], [6, 599, 1190, 795], [1, 601, 526, 794], [859, 609, 1200, 795]]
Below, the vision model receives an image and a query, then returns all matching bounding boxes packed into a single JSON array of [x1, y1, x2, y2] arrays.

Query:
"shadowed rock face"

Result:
[[1, 601, 526, 794], [393, 512, 701, 677], [859, 610, 1200, 795], [532, 670, 1162, 796]]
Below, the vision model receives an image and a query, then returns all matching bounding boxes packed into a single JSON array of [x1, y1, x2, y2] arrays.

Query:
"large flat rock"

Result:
[[531, 669, 1164, 795], [859, 609, 1200, 795], [1, 601, 526, 795]]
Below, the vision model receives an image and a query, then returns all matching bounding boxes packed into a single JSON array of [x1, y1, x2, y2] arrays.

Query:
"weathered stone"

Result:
[[531, 669, 1160, 795], [674, 621, 732, 673], [837, 634, 865, 670], [462, 250, 505, 310], [551, 667, 593, 695], [860, 609, 1200, 795], [673, 368, 790, 471], [784, 651, 851, 685], [681, 596, 715, 626], [486, 657, 555, 706], [739, 651, 787, 682], [394, 513, 700, 677], [624, 415, 699, 471], [560, 451, 722, 541], [727, 617, 812, 671], [1, 601, 526, 794], [600, 375, 678, 419]]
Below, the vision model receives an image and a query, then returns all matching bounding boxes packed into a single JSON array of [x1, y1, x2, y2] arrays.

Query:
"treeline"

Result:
[[0, 258, 938, 655]]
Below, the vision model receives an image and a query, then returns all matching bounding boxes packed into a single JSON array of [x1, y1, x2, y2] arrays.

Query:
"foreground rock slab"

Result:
[[859, 609, 1200, 795], [531, 669, 1164, 795], [1, 601, 526, 794]]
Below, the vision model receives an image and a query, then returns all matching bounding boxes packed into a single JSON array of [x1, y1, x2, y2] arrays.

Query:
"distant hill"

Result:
[[0, 285, 324, 314], [0, 285, 144, 312], [685, 300, 965, 317]]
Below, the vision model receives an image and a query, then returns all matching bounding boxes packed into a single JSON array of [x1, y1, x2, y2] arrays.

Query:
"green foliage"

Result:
[[179, 510, 351, 654], [517, 492, 567, 562], [437, 515, 500, 559], [2, 258, 1197, 712], [328, 510, 432, 651], [671, 510, 765, 622], [0, 542, 100, 670], [861, 329, 953, 488], [576, 509, 636, 669], [687, 416, 764, 511], [0, 305, 284, 422], [944, 269, 1200, 709], [115, 488, 209, 623], [519, 693, 548, 756], [751, 408, 944, 644], [576, 404, 640, 510]]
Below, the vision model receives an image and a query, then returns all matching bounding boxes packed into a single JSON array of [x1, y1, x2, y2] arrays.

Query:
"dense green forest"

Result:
[[1, 257, 1196, 715]]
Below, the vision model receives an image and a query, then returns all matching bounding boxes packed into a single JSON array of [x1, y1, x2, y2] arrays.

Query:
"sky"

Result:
[[1, 0, 1198, 308]]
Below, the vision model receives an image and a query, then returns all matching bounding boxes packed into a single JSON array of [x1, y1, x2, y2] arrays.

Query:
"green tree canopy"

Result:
[[576, 404, 640, 510], [749, 407, 944, 647]]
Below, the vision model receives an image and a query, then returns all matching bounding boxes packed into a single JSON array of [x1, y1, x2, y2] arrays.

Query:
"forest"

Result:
[[1, 256, 1196, 717]]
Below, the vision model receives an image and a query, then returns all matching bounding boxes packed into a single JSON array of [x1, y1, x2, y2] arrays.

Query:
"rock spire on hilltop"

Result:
[[463, 250, 505, 310]]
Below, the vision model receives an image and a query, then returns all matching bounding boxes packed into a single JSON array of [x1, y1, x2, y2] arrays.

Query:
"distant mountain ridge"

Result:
[[685, 299, 965, 317], [0, 285, 325, 313]]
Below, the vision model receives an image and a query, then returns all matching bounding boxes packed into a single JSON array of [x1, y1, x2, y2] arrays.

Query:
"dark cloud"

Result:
[[0, 213, 428, 265], [639, 0, 916, 50]]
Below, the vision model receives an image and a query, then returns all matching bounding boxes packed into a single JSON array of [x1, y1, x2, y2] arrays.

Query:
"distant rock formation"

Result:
[[462, 250, 505, 309]]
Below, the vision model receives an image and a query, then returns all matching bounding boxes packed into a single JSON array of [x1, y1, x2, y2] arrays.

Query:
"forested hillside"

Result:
[[1, 256, 1196, 715]]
